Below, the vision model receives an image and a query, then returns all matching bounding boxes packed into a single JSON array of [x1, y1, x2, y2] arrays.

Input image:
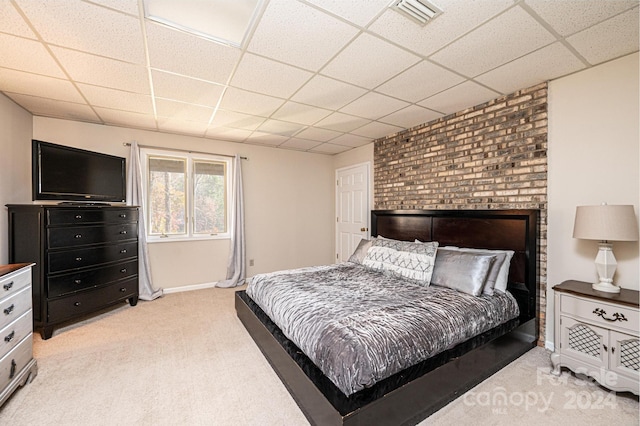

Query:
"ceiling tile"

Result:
[[210, 110, 265, 130], [279, 138, 322, 151], [525, 0, 638, 37], [6, 92, 99, 122], [566, 8, 639, 65], [77, 83, 154, 114], [151, 70, 224, 106], [368, 0, 514, 57], [430, 5, 556, 77], [0, 68, 85, 103], [271, 101, 332, 125], [155, 98, 214, 122], [379, 104, 443, 129], [291, 75, 367, 110], [146, 22, 240, 84], [340, 92, 409, 120], [230, 53, 313, 98], [218, 87, 285, 117], [51, 46, 150, 93], [0, 1, 37, 39], [256, 119, 306, 137], [305, 0, 390, 27], [330, 133, 372, 148], [376, 60, 465, 103], [476, 42, 586, 94], [309, 143, 351, 154], [246, 0, 359, 71], [86, 0, 140, 16], [351, 121, 404, 139], [294, 127, 343, 142], [205, 126, 252, 142], [14, 0, 145, 63], [0, 33, 65, 78], [419, 81, 500, 115], [157, 117, 208, 136], [322, 32, 421, 89], [315, 112, 371, 132], [246, 132, 289, 146], [94, 107, 158, 130]]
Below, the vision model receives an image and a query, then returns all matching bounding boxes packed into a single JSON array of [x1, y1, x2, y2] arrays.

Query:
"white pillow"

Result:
[[363, 238, 438, 285]]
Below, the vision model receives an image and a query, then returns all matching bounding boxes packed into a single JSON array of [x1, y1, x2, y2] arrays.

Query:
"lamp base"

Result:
[[592, 281, 621, 293]]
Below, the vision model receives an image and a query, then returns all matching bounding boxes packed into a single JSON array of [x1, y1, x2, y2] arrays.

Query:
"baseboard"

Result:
[[545, 340, 554, 351], [162, 281, 218, 294]]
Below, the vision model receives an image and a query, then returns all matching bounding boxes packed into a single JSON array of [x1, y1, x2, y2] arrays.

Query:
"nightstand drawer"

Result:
[[560, 294, 639, 335], [0, 310, 32, 360], [0, 267, 30, 300], [0, 286, 31, 331], [0, 335, 32, 392]]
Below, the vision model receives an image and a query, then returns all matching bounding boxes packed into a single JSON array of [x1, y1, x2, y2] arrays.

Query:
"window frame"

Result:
[[140, 147, 232, 243]]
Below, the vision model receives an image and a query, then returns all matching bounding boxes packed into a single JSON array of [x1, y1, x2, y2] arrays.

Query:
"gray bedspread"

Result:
[[246, 262, 519, 396]]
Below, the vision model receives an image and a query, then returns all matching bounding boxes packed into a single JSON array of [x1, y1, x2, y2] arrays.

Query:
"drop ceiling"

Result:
[[1, 0, 638, 155]]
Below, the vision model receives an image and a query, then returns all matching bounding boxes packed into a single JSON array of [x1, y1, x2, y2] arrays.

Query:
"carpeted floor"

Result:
[[0, 287, 637, 425]]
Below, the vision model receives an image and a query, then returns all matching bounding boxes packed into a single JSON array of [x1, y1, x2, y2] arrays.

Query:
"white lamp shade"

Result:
[[573, 204, 639, 242]]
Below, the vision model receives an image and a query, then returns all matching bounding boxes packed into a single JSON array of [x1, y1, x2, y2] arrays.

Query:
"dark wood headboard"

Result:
[[371, 209, 539, 323]]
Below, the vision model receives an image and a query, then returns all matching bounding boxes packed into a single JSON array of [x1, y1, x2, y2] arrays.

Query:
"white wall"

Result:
[[0, 94, 32, 264], [547, 53, 639, 346], [31, 117, 335, 289]]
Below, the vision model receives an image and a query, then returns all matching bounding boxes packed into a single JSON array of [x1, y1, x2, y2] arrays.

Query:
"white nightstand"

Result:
[[551, 280, 639, 395]]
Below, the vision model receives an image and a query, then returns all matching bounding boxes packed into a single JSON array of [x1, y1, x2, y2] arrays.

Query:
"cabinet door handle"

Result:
[[593, 308, 627, 322], [4, 304, 14, 315], [2, 281, 13, 291], [603, 344, 608, 352], [4, 330, 15, 343]]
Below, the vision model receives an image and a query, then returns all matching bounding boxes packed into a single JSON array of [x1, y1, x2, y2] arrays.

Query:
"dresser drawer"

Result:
[[48, 223, 138, 248], [48, 278, 137, 323], [0, 310, 32, 360], [0, 267, 31, 300], [47, 260, 138, 298], [48, 241, 137, 273], [0, 335, 32, 392], [47, 208, 138, 225], [560, 294, 639, 335], [0, 286, 31, 331]]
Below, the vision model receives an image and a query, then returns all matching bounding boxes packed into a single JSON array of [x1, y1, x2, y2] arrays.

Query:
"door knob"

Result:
[[360, 227, 368, 232]]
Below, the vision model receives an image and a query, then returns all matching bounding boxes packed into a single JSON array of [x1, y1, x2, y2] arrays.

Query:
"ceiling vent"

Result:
[[391, 0, 442, 25]]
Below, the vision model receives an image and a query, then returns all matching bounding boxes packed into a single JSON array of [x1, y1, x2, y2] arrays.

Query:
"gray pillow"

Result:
[[348, 238, 373, 264], [431, 249, 497, 296]]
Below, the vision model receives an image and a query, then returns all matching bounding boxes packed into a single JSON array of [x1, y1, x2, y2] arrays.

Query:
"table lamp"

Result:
[[573, 204, 639, 293]]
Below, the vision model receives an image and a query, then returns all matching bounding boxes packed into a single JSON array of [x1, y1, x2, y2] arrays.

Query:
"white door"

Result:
[[336, 163, 370, 263]]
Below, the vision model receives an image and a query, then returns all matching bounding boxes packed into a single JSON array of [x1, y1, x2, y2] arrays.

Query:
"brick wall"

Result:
[[374, 83, 548, 346]]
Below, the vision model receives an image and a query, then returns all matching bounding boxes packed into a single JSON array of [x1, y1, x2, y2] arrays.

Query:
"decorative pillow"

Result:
[[430, 249, 498, 296], [348, 238, 373, 264], [363, 238, 438, 285], [454, 248, 514, 293]]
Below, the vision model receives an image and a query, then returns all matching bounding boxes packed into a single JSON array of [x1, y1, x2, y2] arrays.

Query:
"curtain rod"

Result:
[[123, 142, 248, 160]]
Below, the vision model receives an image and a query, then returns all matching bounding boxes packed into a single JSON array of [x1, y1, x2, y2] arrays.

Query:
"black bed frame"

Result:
[[236, 209, 539, 425]]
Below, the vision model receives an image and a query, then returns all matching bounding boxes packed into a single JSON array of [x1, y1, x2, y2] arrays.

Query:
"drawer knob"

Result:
[[120, 268, 127, 273], [4, 330, 15, 343], [74, 302, 81, 307], [119, 214, 127, 218], [120, 287, 126, 292], [74, 279, 82, 284], [2, 281, 13, 291], [74, 234, 83, 239], [120, 230, 127, 235], [120, 249, 127, 254], [593, 308, 627, 323], [75, 257, 83, 262], [9, 360, 16, 379], [75, 215, 82, 219], [3, 304, 14, 315]]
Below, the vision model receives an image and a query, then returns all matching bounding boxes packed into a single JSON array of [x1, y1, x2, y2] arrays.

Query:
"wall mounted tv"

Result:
[[32, 139, 126, 203]]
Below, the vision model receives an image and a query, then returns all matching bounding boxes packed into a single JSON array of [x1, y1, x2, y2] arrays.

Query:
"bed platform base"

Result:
[[237, 209, 539, 425], [236, 291, 536, 426]]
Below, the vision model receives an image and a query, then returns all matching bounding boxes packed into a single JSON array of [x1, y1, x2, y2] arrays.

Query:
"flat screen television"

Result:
[[32, 139, 126, 203]]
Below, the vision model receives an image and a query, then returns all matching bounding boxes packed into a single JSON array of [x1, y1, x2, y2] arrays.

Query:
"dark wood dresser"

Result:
[[7, 205, 139, 339]]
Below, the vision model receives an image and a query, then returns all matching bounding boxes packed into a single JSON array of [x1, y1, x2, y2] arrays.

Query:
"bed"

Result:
[[235, 209, 539, 425]]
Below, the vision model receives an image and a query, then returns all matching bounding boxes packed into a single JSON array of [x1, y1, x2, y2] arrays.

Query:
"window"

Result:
[[141, 148, 231, 241]]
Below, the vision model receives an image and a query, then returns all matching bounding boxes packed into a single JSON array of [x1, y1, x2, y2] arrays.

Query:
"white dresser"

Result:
[[0, 263, 38, 406], [551, 280, 639, 395]]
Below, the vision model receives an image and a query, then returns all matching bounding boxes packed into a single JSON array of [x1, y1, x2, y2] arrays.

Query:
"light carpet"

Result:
[[0, 287, 637, 425]]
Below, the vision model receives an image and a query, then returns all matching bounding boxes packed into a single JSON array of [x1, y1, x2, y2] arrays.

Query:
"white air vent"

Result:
[[391, 0, 442, 25]]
